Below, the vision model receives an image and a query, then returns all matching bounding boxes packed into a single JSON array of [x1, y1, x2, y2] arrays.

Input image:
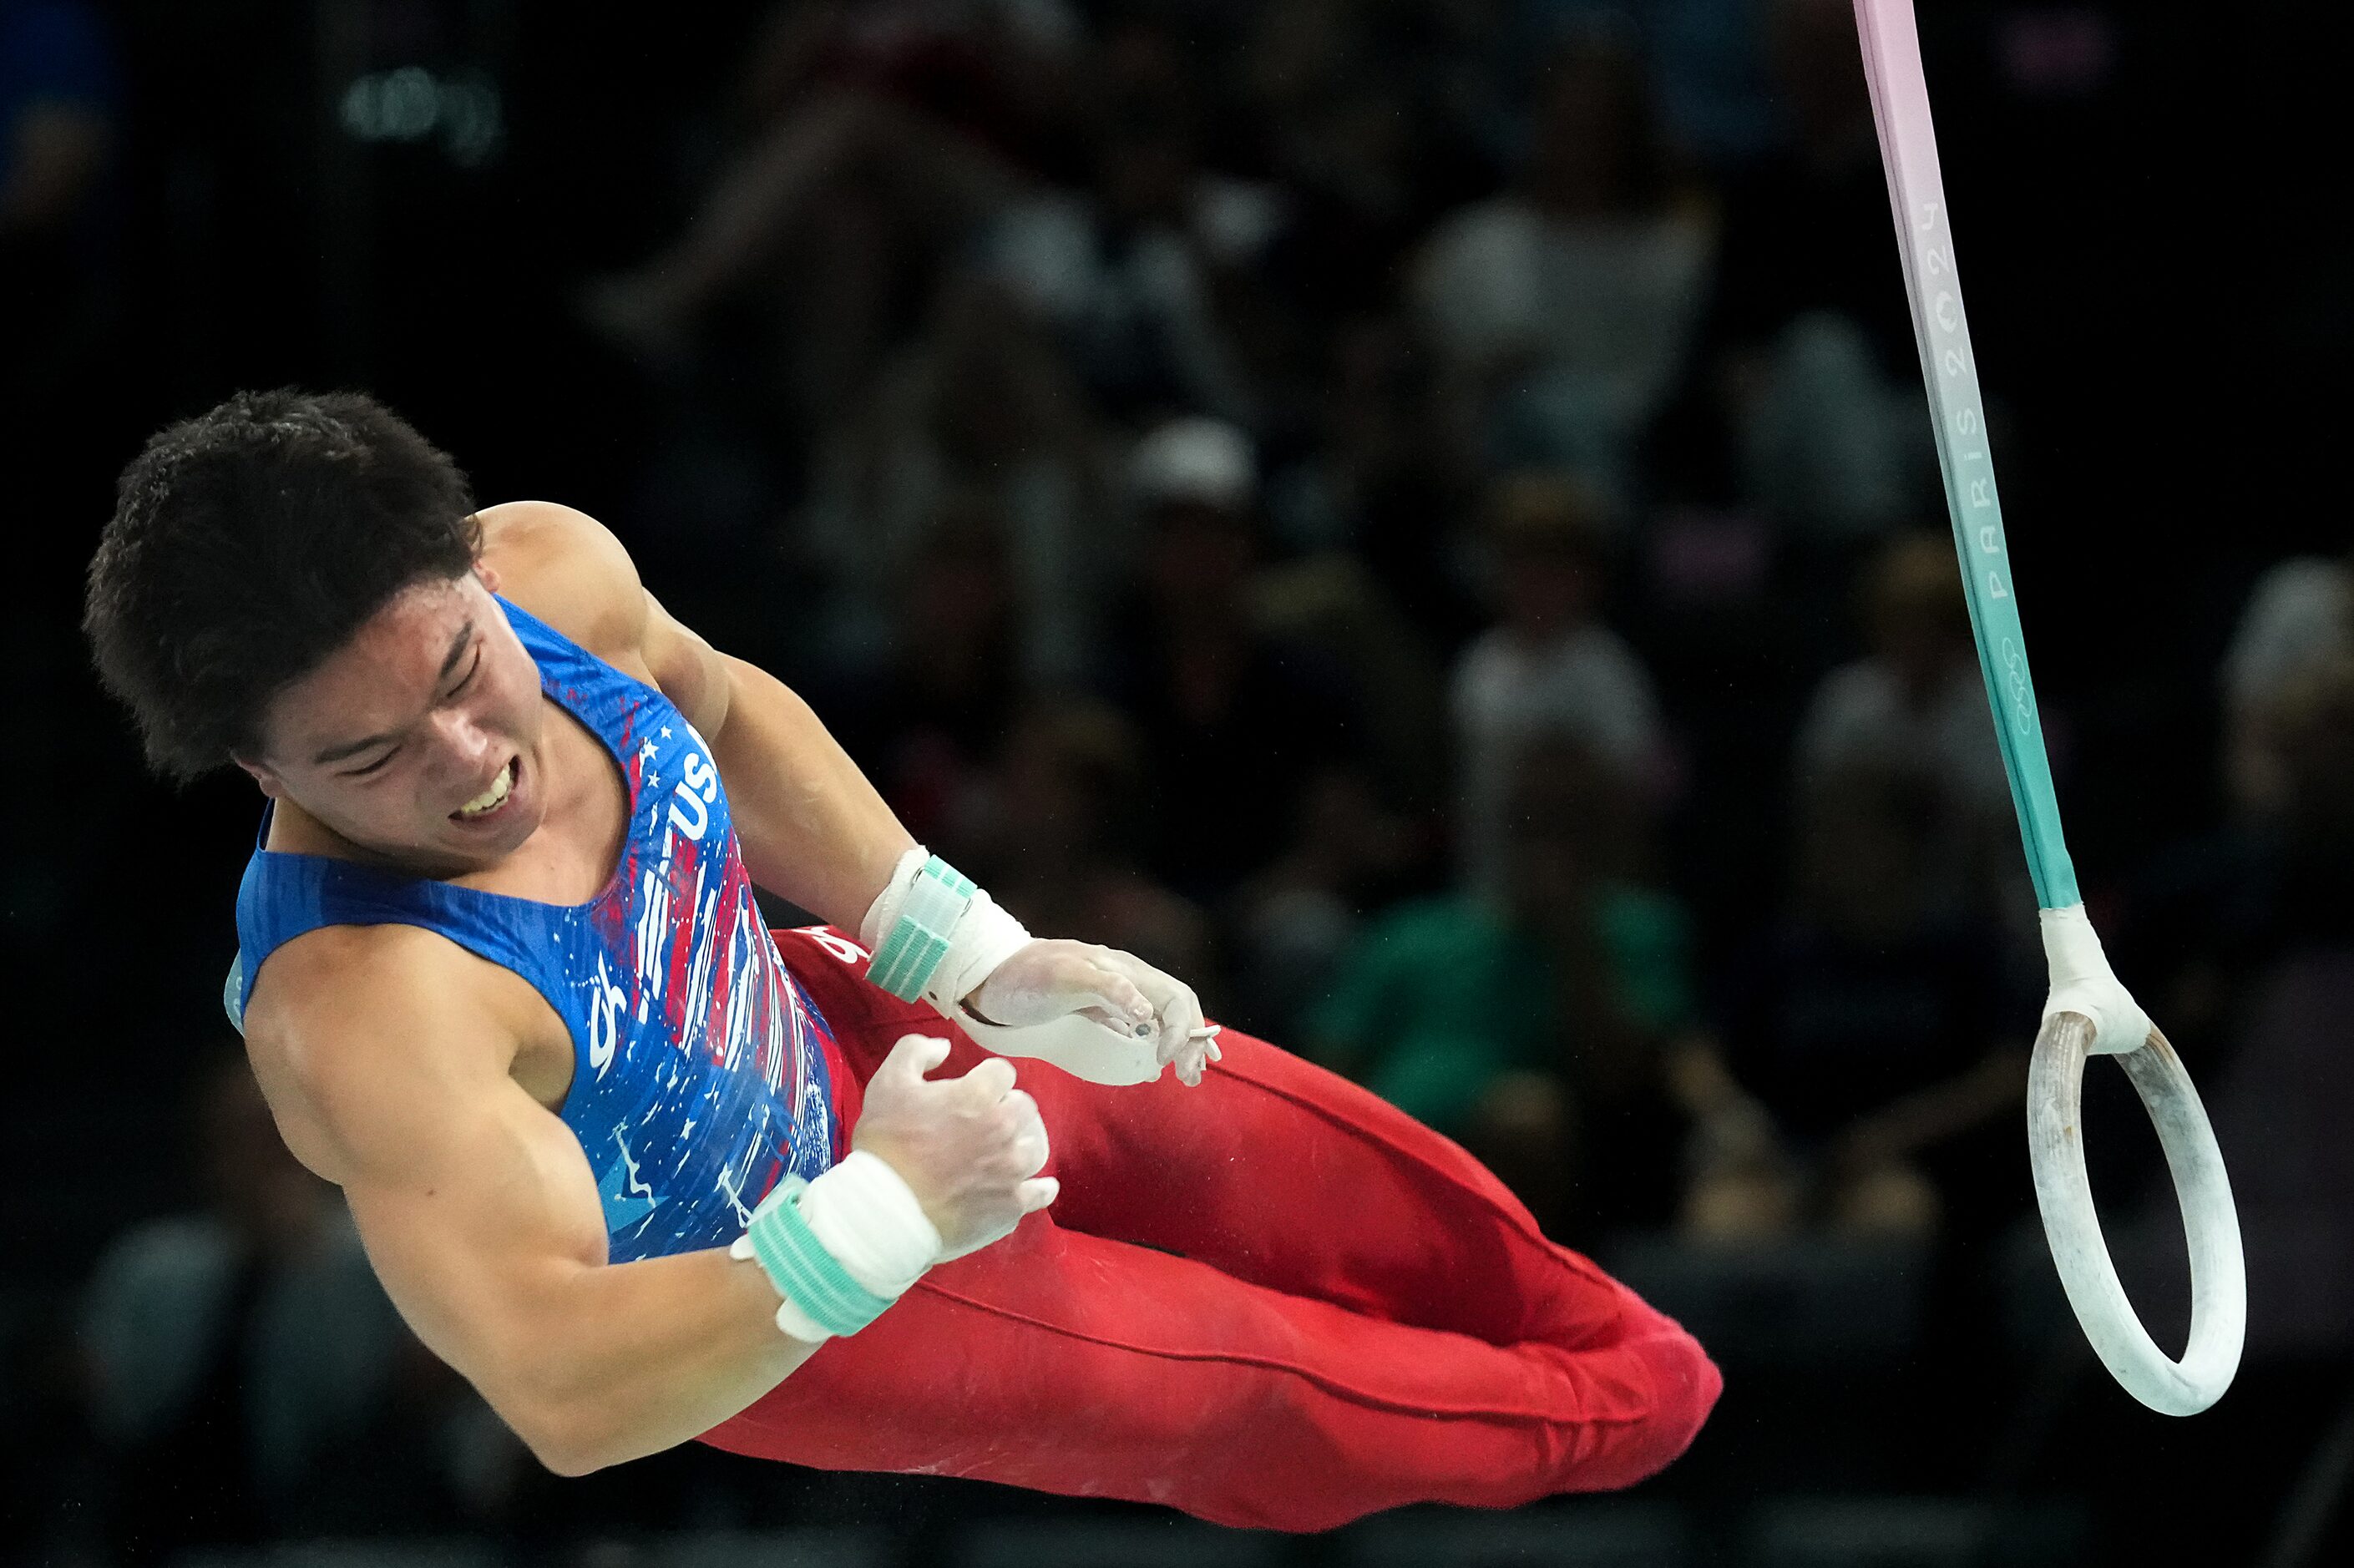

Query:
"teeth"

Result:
[[458, 761, 513, 817]]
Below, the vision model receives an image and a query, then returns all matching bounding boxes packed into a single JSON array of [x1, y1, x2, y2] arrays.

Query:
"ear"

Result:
[[474, 559, 503, 596], [234, 754, 288, 801]]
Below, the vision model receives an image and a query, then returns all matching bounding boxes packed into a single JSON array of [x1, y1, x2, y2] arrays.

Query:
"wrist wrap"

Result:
[[861, 849, 1031, 1009], [868, 854, 976, 1000], [731, 1151, 940, 1341]]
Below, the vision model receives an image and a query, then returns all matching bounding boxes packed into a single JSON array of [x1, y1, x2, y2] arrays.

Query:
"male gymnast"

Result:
[[84, 390, 1719, 1530]]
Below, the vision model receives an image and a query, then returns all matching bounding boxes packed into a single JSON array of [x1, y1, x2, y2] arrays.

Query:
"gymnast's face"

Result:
[[240, 569, 549, 876]]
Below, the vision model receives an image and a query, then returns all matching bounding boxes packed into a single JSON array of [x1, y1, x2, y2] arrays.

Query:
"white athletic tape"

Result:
[[927, 892, 1033, 1018], [859, 847, 1035, 1015], [2027, 1014, 2245, 1415], [730, 1151, 941, 1342], [2039, 903, 2154, 1057], [859, 847, 932, 955]]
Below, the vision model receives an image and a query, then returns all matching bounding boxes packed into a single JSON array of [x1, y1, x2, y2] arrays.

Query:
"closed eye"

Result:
[[339, 647, 478, 779]]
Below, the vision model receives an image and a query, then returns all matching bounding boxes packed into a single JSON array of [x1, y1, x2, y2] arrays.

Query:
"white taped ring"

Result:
[[2027, 1012, 2245, 1415], [2039, 904, 2153, 1057]]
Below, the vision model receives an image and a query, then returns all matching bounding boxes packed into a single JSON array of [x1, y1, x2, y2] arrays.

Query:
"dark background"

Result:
[[3, 2, 2349, 1565]]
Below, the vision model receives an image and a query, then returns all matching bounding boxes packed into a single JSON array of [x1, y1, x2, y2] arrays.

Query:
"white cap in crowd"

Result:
[[1130, 417, 1257, 514]]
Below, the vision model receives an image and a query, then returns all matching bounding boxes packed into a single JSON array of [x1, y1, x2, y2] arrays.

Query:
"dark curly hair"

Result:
[[84, 389, 483, 782]]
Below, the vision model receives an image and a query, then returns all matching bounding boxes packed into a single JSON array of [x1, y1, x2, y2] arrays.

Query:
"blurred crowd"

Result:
[[3, 1, 2350, 1564]]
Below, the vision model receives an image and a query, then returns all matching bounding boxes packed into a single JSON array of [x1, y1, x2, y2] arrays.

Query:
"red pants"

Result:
[[701, 928, 1720, 1531]]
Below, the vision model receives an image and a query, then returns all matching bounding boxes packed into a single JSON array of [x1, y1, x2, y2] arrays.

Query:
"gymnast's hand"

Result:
[[963, 939, 1221, 1087], [851, 1033, 1056, 1262]]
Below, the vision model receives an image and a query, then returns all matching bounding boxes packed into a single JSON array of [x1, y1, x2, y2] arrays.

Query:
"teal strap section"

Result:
[[1859, 10, 2079, 911], [868, 855, 977, 1000], [744, 1175, 897, 1338]]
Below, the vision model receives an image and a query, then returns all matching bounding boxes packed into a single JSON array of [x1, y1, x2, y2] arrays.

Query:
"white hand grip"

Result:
[[952, 1009, 1164, 1087], [2027, 1012, 2245, 1414]]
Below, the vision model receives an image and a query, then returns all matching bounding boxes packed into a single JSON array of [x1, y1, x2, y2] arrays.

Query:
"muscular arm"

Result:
[[249, 928, 814, 1475], [478, 500, 913, 930], [696, 651, 915, 931]]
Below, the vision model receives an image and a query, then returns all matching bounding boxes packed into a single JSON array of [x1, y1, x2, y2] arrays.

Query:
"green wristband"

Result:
[[868, 855, 977, 1000], [743, 1176, 898, 1338]]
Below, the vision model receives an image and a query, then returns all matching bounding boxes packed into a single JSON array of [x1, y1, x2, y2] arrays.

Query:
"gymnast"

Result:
[[82, 389, 1719, 1530]]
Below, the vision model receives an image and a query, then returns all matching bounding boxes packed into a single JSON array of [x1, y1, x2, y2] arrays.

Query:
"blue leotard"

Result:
[[230, 596, 841, 1261]]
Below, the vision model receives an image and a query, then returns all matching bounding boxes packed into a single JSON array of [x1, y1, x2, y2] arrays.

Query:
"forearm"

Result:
[[525, 1244, 818, 1474], [708, 654, 915, 930]]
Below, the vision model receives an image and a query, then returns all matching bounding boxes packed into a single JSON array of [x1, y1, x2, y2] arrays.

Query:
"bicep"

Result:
[[640, 593, 733, 740]]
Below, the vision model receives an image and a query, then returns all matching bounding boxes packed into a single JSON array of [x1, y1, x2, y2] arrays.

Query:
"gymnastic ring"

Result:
[[2027, 1011, 2245, 1415]]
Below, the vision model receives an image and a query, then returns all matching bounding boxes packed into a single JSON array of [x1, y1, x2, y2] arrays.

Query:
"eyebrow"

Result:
[[309, 620, 476, 766]]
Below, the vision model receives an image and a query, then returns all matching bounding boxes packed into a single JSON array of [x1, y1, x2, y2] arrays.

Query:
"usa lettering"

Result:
[[667, 751, 720, 840]]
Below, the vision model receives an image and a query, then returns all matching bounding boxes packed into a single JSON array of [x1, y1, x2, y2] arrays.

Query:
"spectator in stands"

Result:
[[814, 504, 1024, 852], [1662, 0, 1925, 537], [1310, 740, 1702, 1237], [1, 0, 113, 311], [1414, 25, 1712, 508], [1707, 763, 2032, 1242], [1102, 415, 1365, 905], [2121, 653, 2354, 1065], [79, 1055, 490, 1560], [1225, 541, 1455, 1042], [2222, 545, 2354, 818], [1228, 764, 1435, 1044], [1264, 313, 1486, 650], [954, 695, 1216, 998], [1795, 532, 2023, 932], [1237, 0, 1503, 350], [580, 0, 1084, 424], [1451, 472, 1668, 900], [797, 270, 1110, 684], [980, 17, 1276, 427]]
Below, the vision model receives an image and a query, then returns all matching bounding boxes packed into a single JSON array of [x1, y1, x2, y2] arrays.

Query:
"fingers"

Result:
[[1015, 1176, 1060, 1213], [1069, 960, 1155, 1034], [882, 1033, 953, 1081], [1002, 1087, 1050, 1175], [959, 1055, 1018, 1104], [1151, 981, 1207, 1071], [1091, 948, 1207, 1068]]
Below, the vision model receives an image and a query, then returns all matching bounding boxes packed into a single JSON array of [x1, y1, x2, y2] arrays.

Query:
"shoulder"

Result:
[[475, 498, 732, 733], [474, 500, 652, 670], [241, 923, 524, 1184]]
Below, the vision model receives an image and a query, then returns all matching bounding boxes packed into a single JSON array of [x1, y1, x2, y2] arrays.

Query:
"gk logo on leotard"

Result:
[[587, 953, 628, 1079]]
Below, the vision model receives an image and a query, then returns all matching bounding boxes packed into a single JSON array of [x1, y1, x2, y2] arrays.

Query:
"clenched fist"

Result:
[[850, 1034, 1056, 1261]]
